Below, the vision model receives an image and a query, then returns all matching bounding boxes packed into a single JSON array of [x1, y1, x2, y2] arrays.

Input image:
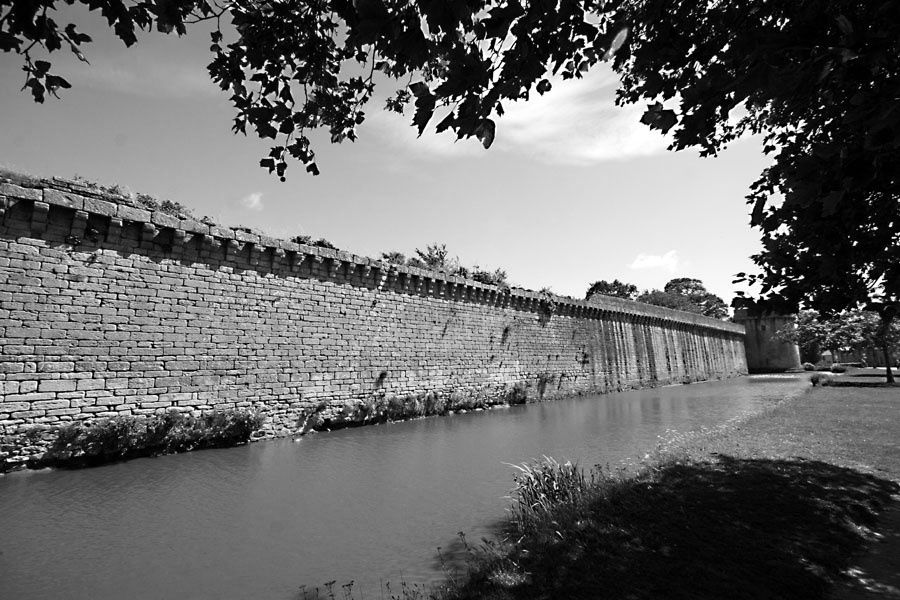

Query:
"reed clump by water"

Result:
[[35, 409, 263, 469]]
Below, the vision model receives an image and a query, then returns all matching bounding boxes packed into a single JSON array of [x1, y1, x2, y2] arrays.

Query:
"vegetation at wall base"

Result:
[[302, 383, 531, 434], [33, 409, 263, 469]]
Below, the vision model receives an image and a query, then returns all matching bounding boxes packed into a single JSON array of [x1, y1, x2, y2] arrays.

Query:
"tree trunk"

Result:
[[879, 315, 895, 384], [882, 338, 895, 384]]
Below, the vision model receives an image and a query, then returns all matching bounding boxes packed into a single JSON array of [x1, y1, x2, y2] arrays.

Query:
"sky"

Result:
[[0, 9, 772, 305]]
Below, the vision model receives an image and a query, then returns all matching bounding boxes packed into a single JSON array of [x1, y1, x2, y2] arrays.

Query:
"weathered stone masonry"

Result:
[[0, 171, 747, 464]]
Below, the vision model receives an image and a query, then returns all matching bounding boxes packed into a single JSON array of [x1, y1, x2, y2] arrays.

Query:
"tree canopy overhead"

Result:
[[1, 0, 626, 178]]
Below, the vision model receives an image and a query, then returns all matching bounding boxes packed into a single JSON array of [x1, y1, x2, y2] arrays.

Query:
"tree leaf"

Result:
[[412, 92, 436, 135], [474, 119, 496, 149], [640, 103, 677, 133], [409, 81, 430, 97]]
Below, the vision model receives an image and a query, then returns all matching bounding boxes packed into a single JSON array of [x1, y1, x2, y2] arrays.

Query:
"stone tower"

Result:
[[733, 309, 801, 372]]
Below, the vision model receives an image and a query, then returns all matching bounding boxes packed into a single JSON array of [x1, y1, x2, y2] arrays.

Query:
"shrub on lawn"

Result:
[[830, 364, 848, 373], [810, 373, 832, 387], [802, 362, 816, 371]]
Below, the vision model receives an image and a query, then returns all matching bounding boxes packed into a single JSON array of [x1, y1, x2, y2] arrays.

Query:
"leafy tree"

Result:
[[637, 278, 728, 319], [777, 309, 900, 367], [663, 278, 728, 319], [292, 235, 338, 250], [612, 0, 900, 382], [663, 278, 706, 299], [775, 310, 828, 365], [379, 251, 407, 265], [636, 289, 695, 314], [585, 279, 638, 300], [469, 266, 508, 287], [414, 243, 454, 271]]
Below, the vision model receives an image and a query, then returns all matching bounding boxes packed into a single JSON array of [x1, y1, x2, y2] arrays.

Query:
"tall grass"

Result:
[[507, 457, 594, 534]]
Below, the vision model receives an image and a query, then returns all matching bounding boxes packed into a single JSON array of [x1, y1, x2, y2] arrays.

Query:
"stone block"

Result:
[[0, 182, 43, 201], [32, 399, 70, 410], [38, 380, 77, 392], [83, 197, 117, 217], [43, 188, 85, 210], [151, 212, 181, 229], [76, 379, 107, 391], [6, 327, 41, 338], [163, 360, 199, 371], [117, 205, 151, 222], [180, 219, 210, 235], [232, 229, 260, 244]]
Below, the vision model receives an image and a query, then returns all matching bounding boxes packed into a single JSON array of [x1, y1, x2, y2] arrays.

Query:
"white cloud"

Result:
[[365, 65, 672, 166], [494, 67, 671, 164], [629, 250, 680, 272], [240, 192, 264, 211]]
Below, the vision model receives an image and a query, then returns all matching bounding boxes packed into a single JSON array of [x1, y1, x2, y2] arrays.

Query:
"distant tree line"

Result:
[[585, 278, 729, 320], [775, 309, 900, 367]]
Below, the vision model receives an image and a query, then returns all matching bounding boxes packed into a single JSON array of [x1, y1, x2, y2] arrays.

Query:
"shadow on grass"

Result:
[[828, 381, 900, 388], [446, 457, 900, 600]]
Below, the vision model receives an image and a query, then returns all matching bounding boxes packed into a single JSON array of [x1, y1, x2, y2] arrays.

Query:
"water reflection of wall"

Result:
[[0, 171, 747, 459]]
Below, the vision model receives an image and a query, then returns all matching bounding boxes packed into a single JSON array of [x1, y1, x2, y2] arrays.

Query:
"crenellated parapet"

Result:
[[0, 169, 742, 336]]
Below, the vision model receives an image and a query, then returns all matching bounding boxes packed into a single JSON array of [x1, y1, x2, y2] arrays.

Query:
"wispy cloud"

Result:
[[629, 250, 680, 272], [240, 192, 264, 211], [365, 65, 671, 165]]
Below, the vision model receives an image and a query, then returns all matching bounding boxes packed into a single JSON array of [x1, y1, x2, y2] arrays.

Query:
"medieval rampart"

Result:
[[0, 170, 747, 464]]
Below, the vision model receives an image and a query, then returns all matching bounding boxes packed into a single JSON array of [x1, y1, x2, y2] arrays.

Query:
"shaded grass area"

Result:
[[4, 410, 264, 470], [445, 456, 897, 600]]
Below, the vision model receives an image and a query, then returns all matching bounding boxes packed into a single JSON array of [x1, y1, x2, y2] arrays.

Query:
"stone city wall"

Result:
[[0, 170, 747, 464]]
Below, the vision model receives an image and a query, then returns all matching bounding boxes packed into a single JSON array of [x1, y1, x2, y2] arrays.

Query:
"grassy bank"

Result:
[[313, 385, 898, 600]]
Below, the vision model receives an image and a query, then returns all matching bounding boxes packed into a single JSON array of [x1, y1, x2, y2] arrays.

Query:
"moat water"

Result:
[[0, 374, 808, 600]]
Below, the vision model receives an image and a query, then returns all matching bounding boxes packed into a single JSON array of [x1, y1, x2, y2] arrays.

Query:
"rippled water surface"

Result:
[[0, 375, 808, 600]]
